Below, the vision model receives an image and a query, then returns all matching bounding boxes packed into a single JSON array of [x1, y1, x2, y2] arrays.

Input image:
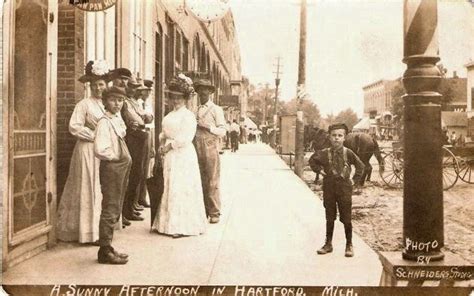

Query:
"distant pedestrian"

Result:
[[230, 120, 240, 152], [94, 86, 131, 264], [225, 121, 231, 149], [309, 123, 365, 258], [450, 131, 457, 146]]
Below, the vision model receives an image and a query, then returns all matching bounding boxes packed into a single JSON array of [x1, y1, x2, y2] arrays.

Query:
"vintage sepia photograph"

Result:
[[1, 0, 473, 295]]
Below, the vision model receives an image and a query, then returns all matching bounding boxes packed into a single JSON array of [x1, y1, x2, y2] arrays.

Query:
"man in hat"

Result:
[[110, 68, 132, 88], [194, 78, 226, 224], [309, 123, 364, 257], [121, 76, 154, 223], [135, 79, 155, 209]]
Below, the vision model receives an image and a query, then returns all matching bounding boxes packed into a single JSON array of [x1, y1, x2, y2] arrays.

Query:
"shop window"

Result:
[[175, 31, 182, 68], [183, 37, 189, 72], [131, 0, 147, 76], [471, 88, 474, 110], [85, 8, 116, 67]]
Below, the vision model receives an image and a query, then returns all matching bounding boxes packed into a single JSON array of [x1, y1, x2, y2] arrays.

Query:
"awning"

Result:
[[353, 117, 371, 130], [244, 117, 258, 129]]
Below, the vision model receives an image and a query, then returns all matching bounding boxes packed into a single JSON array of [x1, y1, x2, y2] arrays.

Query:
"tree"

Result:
[[333, 108, 359, 130], [279, 98, 322, 126], [247, 84, 276, 126], [391, 83, 406, 120]]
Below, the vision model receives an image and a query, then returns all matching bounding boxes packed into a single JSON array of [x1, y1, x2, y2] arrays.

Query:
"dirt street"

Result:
[[285, 153, 474, 264]]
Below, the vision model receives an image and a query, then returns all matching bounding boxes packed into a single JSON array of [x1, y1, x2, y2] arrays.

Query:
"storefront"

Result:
[[2, 0, 243, 270]]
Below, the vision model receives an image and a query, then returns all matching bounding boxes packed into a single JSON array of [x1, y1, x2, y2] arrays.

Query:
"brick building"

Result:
[[465, 61, 474, 138], [362, 79, 400, 118], [2, 0, 244, 269]]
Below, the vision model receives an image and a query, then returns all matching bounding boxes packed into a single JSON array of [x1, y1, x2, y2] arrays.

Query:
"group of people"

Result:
[[56, 60, 225, 265]]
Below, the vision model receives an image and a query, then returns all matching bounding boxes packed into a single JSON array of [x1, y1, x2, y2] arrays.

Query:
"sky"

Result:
[[230, 0, 474, 117]]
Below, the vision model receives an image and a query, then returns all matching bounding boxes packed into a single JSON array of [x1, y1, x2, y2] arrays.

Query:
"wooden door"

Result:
[[3, 0, 57, 268]]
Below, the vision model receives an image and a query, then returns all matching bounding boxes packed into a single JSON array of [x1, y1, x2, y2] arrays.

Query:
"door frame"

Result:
[[2, 0, 58, 269]]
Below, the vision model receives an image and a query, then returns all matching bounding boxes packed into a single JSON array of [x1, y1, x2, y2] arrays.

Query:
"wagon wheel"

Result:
[[380, 151, 404, 189], [458, 157, 474, 184], [441, 146, 459, 190]]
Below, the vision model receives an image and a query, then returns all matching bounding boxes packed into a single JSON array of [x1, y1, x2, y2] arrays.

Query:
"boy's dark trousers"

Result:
[[322, 177, 353, 245], [98, 141, 132, 247]]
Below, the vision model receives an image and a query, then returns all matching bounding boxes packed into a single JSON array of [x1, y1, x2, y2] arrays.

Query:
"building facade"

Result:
[[2, 0, 244, 269], [362, 79, 400, 118], [465, 61, 474, 138]]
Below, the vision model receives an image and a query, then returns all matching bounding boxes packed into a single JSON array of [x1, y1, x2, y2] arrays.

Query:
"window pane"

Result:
[[96, 12, 105, 60]]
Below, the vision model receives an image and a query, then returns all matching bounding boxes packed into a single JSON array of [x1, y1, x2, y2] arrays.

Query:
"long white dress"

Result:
[[56, 97, 105, 243], [152, 105, 207, 236]]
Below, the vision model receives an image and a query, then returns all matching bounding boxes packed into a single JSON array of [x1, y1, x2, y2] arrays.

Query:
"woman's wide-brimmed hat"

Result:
[[78, 60, 111, 83], [166, 74, 194, 99], [193, 78, 215, 93]]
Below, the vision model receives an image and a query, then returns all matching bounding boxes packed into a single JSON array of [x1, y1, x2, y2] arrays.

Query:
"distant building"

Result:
[[465, 61, 474, 139], [441, 111, 468, 139], [362, 79, 401, 118], [363, 75, 467, 118], [439, 75, 467, 112]]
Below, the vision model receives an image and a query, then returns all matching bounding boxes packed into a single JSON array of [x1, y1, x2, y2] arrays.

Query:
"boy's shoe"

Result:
[[98, 247, 128, 264], [111, 247, 129, 259], [126, 214, 144, 221], [316, 243, 333, 255], [122, 217, 131, 227], [210, 217, 220, 224], [139, 201, 150, 208], [345, 244, 354, 257]]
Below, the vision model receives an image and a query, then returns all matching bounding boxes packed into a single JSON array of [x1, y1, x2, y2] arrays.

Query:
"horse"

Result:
[[308, 127, 384, 186]]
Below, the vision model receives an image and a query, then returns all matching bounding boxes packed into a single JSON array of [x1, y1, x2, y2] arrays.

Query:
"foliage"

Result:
[[279, 98, 322, 126], [335, 108, 359, 130]]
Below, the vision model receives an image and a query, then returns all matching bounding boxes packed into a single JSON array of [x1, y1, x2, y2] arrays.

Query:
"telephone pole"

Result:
[[273, 56, 282, 148], [294, 0, 307, 177]]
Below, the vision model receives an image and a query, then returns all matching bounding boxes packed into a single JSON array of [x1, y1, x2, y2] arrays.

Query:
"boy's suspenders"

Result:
[[328, 147, 349, 178]]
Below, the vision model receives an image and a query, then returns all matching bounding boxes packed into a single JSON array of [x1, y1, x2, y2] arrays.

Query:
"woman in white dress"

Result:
[[56, 60, 110, 244], [152, 75, 207, 237]]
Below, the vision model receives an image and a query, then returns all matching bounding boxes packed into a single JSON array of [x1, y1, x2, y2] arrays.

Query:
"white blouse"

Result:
[[161, 106, 197, 150], [69, 97, 106, 142]]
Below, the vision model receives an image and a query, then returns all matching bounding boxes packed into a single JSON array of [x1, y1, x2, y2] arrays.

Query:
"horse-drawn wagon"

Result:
[[380, 141, 474, 190]]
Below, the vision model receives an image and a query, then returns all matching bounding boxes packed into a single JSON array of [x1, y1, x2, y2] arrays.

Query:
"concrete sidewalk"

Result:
[[2, 143, 382, 286]]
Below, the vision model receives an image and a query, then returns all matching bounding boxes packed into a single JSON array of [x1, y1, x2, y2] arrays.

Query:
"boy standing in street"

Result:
[[309, 123, 364, 257]]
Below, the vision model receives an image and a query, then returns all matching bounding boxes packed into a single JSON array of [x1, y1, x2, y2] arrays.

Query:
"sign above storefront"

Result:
[[219, 95, 239, 108], [69, 0, 116, 12]]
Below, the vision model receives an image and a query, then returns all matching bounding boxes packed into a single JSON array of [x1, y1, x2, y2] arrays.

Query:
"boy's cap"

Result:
[[328, 123, 349, 134], [103, 86, 128, 99]]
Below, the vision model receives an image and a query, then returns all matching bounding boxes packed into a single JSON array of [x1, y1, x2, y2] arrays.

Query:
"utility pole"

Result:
[[273, 56, 282, 148], [262, 83, 270, 127], [294, 0, 307, 177]]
